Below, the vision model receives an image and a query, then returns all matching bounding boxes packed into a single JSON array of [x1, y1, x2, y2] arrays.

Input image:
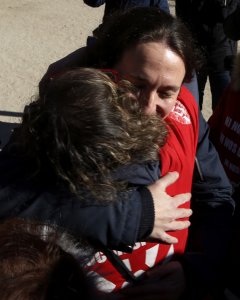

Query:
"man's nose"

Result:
[[144, 92, 160, 115]]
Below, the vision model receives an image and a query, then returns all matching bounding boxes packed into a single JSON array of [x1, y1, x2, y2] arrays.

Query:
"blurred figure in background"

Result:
[[208, 51, 240, 299], [175, 0, 240, 111], [84, 0, 170, 38], [224, 3, 240, 40]]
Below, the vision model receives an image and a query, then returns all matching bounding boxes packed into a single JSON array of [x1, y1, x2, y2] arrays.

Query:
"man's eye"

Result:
[[158, 92, 172, 98], [158, 91, 175, 99]]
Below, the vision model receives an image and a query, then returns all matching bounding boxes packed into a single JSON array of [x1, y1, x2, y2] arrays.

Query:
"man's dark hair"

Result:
[[88, 7, 201, 82]]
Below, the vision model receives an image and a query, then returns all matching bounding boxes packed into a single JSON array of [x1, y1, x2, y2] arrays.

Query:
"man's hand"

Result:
[[148, 172, 192, 244]]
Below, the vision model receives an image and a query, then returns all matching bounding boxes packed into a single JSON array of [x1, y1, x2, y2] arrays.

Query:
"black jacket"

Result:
[[0, 148, 158, 249]]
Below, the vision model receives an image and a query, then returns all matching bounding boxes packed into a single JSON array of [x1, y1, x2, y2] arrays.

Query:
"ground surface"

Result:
[[0, 0, 213, 128]]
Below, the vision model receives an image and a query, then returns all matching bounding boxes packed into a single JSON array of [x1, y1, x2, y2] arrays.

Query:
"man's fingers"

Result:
[[174, 207, 193, 219], [151, 217, 191, 241], [153, 231, 178, 244], [173, 192, 191, 207], [148, 173, 192, 244], [166, 220, 191, 231], [154, 172, 179, 190], [159, 218, 191, 232]]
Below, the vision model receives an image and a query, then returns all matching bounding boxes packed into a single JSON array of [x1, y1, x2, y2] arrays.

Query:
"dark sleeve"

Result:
[[193, 110, 234, 210], [112, 161, 160, 185], [0, 150, 158, 250], [184, 110, 235, 297], [0, 183, 154, 250], [62, 188, 154, 249], [83, 0, 106, 7], [0, 132, 160, 251]]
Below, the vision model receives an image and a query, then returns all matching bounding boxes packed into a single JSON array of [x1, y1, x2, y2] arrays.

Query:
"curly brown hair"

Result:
[[14, 68, 167, 201]]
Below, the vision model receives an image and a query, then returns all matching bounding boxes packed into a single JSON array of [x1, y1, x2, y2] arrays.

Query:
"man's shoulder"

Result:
[[45, 47, 88, 77], [39, 47, 88, 95]]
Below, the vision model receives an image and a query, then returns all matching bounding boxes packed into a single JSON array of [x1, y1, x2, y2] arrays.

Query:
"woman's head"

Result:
[[89, 7, 200, 117], [0, 218, 96, 300], [14, 68, 167, 200]]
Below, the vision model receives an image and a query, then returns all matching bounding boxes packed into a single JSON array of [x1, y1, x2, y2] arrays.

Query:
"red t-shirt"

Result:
[[87, 86, 199, 292]]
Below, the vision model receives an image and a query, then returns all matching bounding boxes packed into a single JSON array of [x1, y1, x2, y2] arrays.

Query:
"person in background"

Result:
[[223, 3, 240, 40], [208, 51, 240, 300], [0, 218, 100, 300], [83, 0, 170, 20], [0, 219, 186, 300], [84, 0, 169, 36], [175, 0, 240, 111], [39, 7, 233, 299], [208, 53, 240, 206]]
